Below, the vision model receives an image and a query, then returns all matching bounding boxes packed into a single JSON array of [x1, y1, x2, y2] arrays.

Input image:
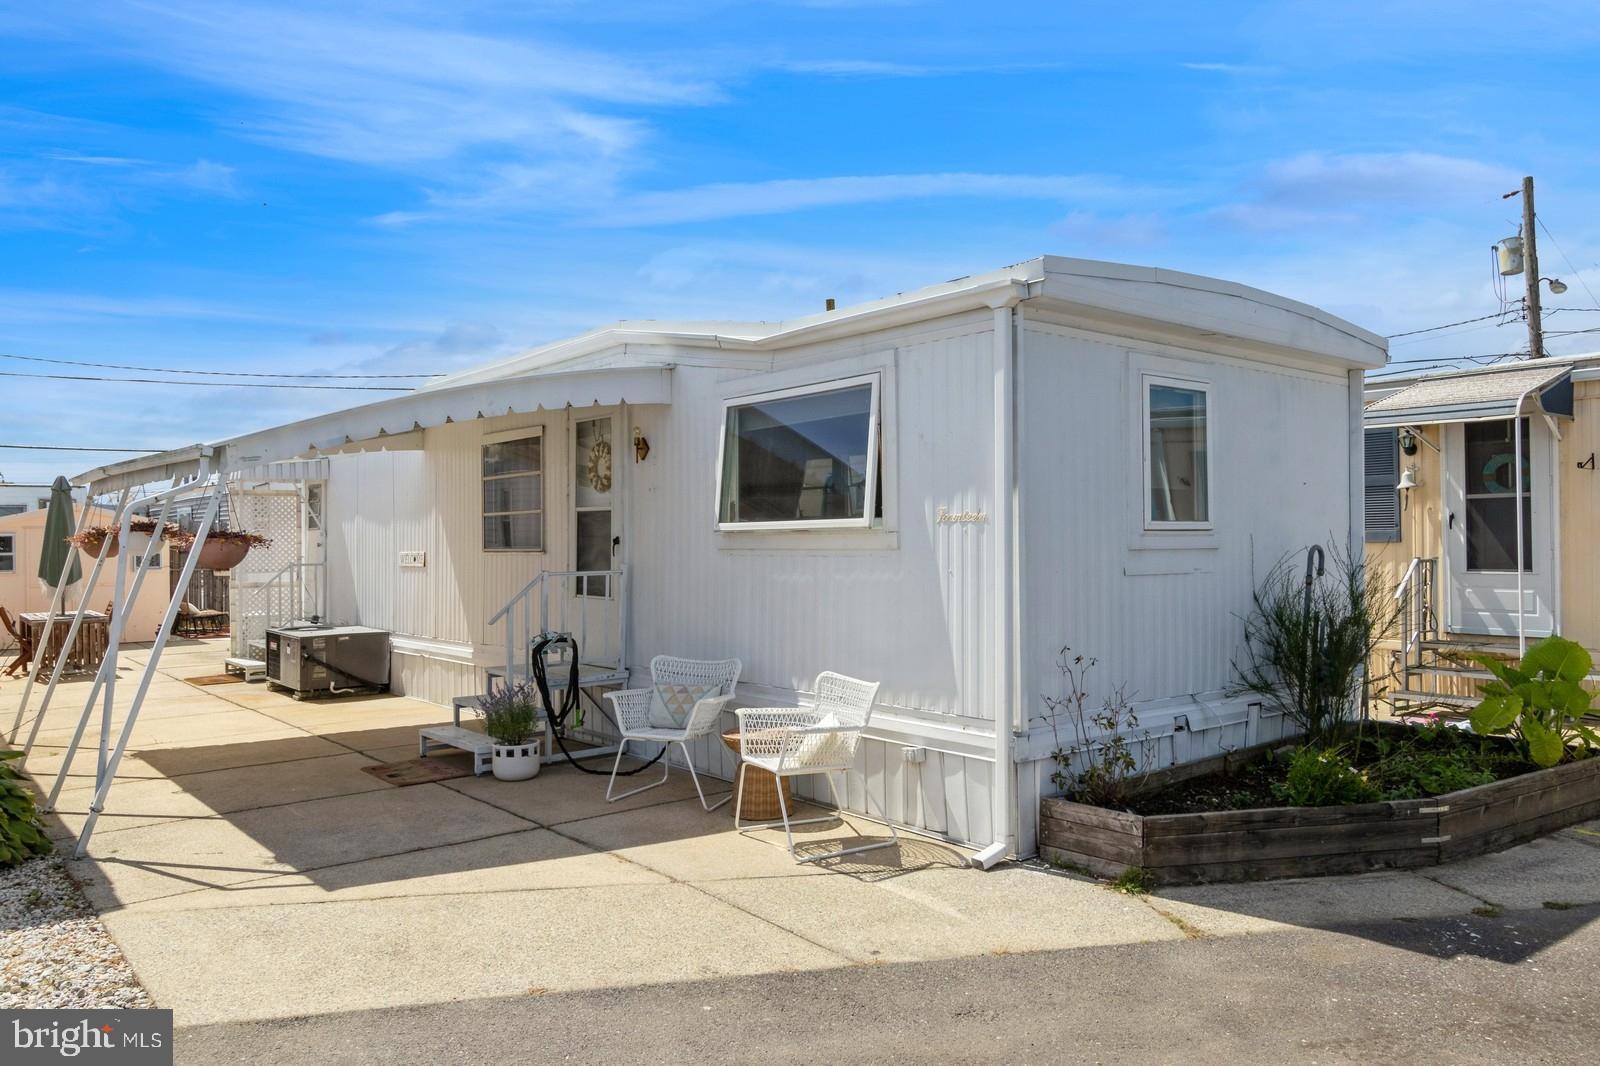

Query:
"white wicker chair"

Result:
[[604, 655, 742, 811], [734, 671, 898, 863]]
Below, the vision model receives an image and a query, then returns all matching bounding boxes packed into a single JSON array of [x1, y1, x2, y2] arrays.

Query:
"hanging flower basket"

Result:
[[68, 517, 183, 559], [175, 529, 271, 571]]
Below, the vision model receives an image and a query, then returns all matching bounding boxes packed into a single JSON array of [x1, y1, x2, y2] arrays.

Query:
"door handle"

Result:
[[1448, 512, 1455, 529]]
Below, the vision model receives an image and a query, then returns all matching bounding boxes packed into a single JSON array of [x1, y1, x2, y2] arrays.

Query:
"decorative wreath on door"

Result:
[[586, 438, 613, 493]]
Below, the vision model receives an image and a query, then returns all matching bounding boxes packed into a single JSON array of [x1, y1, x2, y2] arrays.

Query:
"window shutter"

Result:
[[1363, 428, 1402, 543]]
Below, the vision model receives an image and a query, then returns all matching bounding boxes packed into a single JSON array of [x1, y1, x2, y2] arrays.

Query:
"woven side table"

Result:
[[721, 729, 792, 821]]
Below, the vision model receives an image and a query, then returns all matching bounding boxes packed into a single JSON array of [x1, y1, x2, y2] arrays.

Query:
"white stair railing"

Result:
[[487, 568, 626, 691], [1392, 556, 1437, 700]]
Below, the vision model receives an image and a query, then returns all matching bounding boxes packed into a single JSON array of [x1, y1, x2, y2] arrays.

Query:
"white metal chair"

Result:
[[605, 655, 741, 811], [734, 671, 898, 863]]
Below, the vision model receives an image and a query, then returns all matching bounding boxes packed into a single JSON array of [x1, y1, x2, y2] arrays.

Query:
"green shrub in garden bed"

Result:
[[0, 751, 52, 866]]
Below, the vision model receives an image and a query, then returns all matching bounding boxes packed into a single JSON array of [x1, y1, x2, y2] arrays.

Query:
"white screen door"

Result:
[[1443, 417, 1555, 636]]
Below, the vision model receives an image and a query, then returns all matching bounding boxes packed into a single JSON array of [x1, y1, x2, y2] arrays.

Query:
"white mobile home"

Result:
[[76, 257, 1386, 858]]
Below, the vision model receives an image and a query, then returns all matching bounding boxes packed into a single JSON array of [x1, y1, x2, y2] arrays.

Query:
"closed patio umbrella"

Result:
[[38, 476, 82, 604]]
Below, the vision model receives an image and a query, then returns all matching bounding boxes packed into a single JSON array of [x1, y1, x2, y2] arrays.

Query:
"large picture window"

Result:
[[718, 375, 880, 530], [1144, 376, 1210, 528], [483, 432, 543, 551]]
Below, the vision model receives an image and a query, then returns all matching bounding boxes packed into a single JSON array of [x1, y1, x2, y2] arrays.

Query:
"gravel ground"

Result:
[[0, 855, 152, 1009]]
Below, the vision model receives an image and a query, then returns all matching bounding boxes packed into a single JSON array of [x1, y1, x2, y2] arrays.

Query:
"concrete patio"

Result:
[[7, 637, 1600, 1036]]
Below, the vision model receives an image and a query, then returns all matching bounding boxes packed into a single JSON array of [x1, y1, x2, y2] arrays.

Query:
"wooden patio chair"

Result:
[[1, 607, 32, 678]]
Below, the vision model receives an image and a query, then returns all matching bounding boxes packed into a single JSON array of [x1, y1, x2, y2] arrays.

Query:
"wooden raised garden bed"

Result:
[[1040, 739, 1600, 886]]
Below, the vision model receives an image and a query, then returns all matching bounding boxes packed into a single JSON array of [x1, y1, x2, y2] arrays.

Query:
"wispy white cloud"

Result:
[[1210, 151, 1521, 232], [76, 1, 713, 171], [780, 58, 1059, 78], [1181, 61, 1277, 75], [596, 172, 1138, 227]]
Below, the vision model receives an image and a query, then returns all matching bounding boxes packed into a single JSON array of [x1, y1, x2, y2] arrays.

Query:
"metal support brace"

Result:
[[41, 488, 176, 810], [10, 488, 111, 742], [17, 487, 130, 755], [74, 477, 223, 859], [42, 469, 194, 812]]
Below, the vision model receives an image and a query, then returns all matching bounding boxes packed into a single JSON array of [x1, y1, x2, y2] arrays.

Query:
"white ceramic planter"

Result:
[[123, 529, 156, 559], [491, 742, 540, 781]]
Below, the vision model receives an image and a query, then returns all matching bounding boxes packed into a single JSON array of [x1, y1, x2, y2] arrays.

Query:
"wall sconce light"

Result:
[[632, 426, 650, 463], [1399, 428, 1419, 456]]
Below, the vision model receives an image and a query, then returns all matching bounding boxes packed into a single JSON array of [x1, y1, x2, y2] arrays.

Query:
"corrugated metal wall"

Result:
[[1013, 314, 1356, 854], [322, 311, 1004, 845]]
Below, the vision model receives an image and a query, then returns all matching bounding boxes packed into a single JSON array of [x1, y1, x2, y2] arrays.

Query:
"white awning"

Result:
[[76, 365, 672, 494], [1365, 363, 1574, 428]]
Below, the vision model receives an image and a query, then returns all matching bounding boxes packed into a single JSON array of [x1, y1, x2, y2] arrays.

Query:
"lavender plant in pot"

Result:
[[478, 679, 544, 781]]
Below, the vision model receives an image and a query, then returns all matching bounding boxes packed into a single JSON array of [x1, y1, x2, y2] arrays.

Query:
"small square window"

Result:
[[1145, 377, 1210, 528], [717, 376, 880, 530], [0, 534, 12, 573], [483, 433, 543, 551]]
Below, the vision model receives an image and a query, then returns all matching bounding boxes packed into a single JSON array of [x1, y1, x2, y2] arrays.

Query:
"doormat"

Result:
[[185, 674, 243, 686], [361, 754, 475, 786]]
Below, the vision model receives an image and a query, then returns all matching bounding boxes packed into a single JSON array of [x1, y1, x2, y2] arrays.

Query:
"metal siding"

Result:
[[1014, 320, 1354, 855], [321, 317, 1001, 845]]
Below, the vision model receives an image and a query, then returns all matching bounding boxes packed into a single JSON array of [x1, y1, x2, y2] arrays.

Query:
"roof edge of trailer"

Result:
[[425, 255, 1386, 389], [73, 366, 672, 493]]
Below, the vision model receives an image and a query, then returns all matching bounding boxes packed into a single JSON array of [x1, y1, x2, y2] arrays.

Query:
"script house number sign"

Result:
[[936, 507, 988, 524]]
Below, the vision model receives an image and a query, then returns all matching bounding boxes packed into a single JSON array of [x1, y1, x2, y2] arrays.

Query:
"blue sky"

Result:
[[2, 1, 1598, 482]]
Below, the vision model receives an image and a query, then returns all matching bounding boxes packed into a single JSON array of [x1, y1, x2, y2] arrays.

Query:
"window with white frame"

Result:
[[0, 534, 12, 573], [718, 375, 880, 530], [482, 432, 544, 550], [1144, 375, 1210, 528]]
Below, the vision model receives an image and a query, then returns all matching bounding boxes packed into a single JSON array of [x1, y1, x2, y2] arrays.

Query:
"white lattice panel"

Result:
[[228, 489, 305, 657]]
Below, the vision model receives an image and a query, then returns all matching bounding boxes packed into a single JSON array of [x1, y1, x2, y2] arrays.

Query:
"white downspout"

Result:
[[973, 283, 1028, 870]]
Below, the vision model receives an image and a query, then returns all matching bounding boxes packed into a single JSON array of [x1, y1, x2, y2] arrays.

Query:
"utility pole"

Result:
[[1520, 175, 1544, 358]]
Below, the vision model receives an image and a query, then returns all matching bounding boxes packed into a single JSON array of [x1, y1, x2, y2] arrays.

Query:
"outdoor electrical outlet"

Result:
[[1173, 714, 1190, 734]]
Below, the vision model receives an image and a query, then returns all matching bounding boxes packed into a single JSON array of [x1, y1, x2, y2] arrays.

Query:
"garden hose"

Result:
[[529, 633, 663, 776]]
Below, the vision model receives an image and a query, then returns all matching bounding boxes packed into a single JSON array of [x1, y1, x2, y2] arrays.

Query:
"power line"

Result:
[[0, 444, 171, 453], [1536, 216, 1600, 309], [0, 351, 441, 380], [1385, 311, 1516, 339], [0, 369, 410, 392]]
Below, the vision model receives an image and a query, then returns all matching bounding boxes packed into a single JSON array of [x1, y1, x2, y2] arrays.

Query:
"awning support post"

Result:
[[74, 476, 223, 859], [42, 475, 191, 811], [10, 487, 111, 742], [14, 486, 128, 752], [21, 488, 132, 756]]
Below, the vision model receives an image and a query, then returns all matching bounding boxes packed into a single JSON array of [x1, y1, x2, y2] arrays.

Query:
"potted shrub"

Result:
[[477, 679, 544, 781], [68, 516, 182, 559], [175, 529, 272, 571]]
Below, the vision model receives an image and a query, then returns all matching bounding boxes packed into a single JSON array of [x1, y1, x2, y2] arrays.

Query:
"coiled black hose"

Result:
[[530, 633, 663, 775]]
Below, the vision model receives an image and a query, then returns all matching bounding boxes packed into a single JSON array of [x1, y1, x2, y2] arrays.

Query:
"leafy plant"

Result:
[[67, 516, 183, 549], [1233, 544, 1400, 746], [1273, 746, 1380, 807], [1109, 866, 1154, 895], [1040, 649, 1154, 809], [477, 679, 543, 746], [1469, 635, 1600, 767], [0, 751, 52, 866], [173, 529, 272, 548]]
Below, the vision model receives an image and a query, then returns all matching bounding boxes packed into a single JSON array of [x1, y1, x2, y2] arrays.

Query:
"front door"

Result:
[[1443, 418, 1556, 637]]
